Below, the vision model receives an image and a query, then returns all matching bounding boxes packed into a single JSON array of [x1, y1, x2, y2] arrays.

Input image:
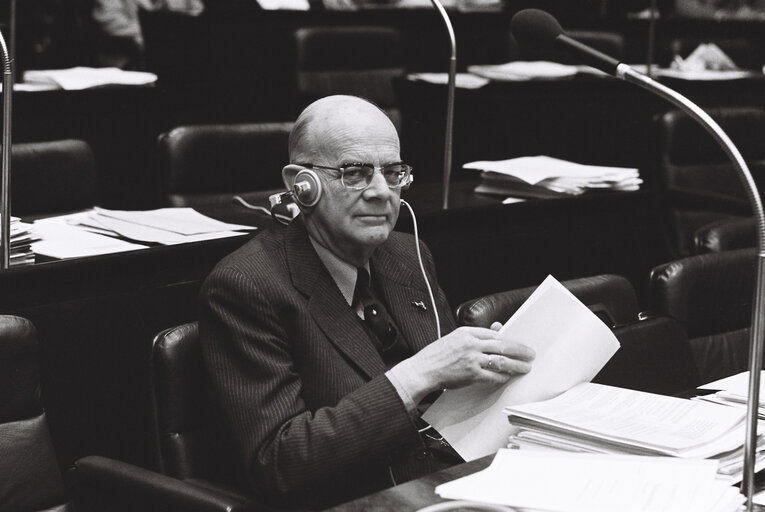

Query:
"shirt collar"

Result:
[[309, 236, 370, 307]]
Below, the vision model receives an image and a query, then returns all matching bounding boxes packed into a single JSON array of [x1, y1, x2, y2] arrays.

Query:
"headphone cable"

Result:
[[401, 199, 441, 340]]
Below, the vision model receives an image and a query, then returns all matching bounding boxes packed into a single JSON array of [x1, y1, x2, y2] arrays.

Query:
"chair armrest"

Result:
[[68, 455, 260, 512]]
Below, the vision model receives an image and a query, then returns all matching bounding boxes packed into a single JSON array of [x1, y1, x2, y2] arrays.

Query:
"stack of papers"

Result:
[[8, 217, 38, 266], [465, 155, 642, 198], [24, 67, 158, 90], [504, 381, 765, 483], [435, 449, 744, 512], [32, 207, 255, 260]]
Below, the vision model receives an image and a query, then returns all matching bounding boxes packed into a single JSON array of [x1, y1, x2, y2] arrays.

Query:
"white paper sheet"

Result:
[[435, 449, 743, 512], [31, 222, 147, 259], [93, 207, 255, 235], [422, 275, 620, 461], [24, 67, 158, 90]]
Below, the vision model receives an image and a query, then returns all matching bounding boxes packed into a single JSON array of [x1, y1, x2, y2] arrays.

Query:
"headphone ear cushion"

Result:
[[292, 169, 322, 207]]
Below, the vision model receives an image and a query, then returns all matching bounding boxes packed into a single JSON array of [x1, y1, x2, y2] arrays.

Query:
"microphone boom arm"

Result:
[[0, 29, 12, 270], [429, 0, 456, 210], [619, 63, 765, 509]]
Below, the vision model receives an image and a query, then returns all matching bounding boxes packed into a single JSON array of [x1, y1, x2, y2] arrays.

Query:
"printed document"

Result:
[[422, 275, 620, 461]]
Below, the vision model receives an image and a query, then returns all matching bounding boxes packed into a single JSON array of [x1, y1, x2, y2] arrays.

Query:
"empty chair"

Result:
[[70, 322, 259, 511], [650, 248, 756, 384], [0, 315, 70, 511], [457, 274, 700, 395], [293, 26, 406, 128], [157, 122, 293, 207], [508, 29, 625, 64], [693, 216, 756, 254], [12, 139, 98, 216], [655, 106, 765, 256]]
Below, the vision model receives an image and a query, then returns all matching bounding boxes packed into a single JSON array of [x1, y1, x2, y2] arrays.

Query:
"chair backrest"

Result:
[[0, 315, 70, 511], [151, 322, 237, 484], [456, 274, 641, 329], [693, 216, 755, 254], [293, 25, 406, 126], [456, 274, 700, 394], [157, 122, 293, 207], [656, 106, 765, 255], [508, 29, 625, 64], [12, 139, 98, 216], [650, 248, 756, 383]]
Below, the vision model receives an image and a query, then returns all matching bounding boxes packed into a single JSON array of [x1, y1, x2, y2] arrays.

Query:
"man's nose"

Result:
[[362, 170, 394, 198]]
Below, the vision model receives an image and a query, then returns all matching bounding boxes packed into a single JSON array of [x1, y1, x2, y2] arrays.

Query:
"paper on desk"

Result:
[[464, 155, 640, 186], [422, 275, 620, 461], [31, 222, 147, 259], [93, 207, 255, 235], [24, 67, 157, 90], [407, 72, 490, 89], [435, 449, 743, 512], [467, 61, 579, 81]]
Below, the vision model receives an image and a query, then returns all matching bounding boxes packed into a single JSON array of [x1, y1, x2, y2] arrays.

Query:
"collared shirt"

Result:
[[309, 236, 419, 416]]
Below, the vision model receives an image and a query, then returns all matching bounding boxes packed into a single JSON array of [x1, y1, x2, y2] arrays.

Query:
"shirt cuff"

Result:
[[385, 366, 420, 418]]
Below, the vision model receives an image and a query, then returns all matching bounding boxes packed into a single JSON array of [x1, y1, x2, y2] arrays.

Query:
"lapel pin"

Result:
[[411, 301, 427, 310]]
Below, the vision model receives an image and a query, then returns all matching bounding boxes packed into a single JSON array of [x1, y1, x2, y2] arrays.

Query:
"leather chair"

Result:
[[158, 122, 293, 207], [0, 315, 70, 511], [693, 216, 755, 254], [12, 139, 98, 216], [508, 29, 625, 65], [656, 106, 765, 256], [650, 248, 756, 384], [70, 322, 265, 511], [456, 274, 700, 395], [292, 26, 406, 129]]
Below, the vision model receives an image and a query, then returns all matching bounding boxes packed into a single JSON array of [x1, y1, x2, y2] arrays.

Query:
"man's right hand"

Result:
[[389, 326, 535, 406]]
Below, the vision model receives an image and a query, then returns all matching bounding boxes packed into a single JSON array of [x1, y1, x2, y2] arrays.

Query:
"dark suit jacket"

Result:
[[199, 219, 457, 509]]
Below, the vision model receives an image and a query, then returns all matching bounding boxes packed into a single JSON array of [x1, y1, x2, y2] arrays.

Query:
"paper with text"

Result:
[[422, 275, 620, 461]]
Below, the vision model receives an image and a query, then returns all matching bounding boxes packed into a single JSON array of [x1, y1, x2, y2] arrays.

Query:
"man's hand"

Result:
[[390, 326, 535, 405]]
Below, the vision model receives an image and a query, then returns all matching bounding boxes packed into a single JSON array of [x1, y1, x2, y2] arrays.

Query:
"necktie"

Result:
[[353, 267, 398, 353]]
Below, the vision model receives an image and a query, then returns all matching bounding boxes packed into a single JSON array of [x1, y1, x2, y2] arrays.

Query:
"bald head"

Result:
[[289, 95, 399, 164]]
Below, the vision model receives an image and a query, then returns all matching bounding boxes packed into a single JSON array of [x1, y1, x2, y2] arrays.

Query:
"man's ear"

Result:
[[282, 164, 304, 190]]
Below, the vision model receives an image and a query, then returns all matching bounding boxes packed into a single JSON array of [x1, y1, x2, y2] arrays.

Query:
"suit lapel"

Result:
[[372, 241, 440, 353], [285, 220, 385, 379]]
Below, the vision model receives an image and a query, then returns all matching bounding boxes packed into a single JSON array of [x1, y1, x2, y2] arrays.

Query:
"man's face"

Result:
[[302, 106, 403, 266]]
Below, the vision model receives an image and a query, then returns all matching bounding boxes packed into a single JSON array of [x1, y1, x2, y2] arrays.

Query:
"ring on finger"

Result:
[[486, 354, 495, 371]]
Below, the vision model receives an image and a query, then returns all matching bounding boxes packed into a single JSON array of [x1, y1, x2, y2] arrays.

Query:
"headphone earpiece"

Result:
[[291, 168, 322, 208], [401, 172, 414, 190]]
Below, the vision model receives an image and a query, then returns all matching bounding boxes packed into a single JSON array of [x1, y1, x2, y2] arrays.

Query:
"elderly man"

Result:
[[199, 95, 534, 509]]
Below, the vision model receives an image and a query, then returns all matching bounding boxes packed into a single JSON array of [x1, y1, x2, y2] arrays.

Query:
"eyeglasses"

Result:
[[298, 162, 413, 190]]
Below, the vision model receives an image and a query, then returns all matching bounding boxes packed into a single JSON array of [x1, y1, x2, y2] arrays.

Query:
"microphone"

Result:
[[512, 9, 765, 510], [510, 8, 620, 76]]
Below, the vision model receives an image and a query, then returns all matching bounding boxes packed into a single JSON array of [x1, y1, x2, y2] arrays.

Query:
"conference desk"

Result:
[[397, 72, 765, 186], [4, 181, 673, 475]]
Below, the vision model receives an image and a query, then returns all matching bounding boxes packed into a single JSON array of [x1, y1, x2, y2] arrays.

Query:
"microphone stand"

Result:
[[429, 0, 456, 210], [619, 64, 765, 510], [0, 29, 11, 270]]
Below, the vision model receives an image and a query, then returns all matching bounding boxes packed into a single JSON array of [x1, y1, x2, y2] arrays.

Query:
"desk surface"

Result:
[[325, 456, 493, 511]]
